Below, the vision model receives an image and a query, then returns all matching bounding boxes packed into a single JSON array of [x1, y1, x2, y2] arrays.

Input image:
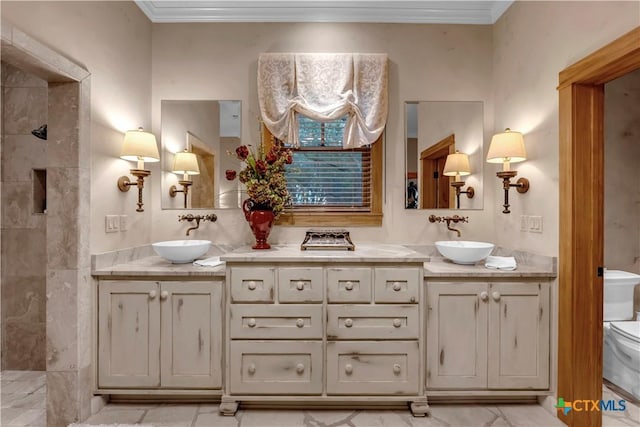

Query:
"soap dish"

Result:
[[300, 229, 355, 251]]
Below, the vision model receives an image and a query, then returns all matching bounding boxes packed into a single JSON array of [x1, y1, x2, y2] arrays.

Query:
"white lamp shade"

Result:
[[443, 151, 471, 177], [486, 128, 526, 164], [120, 128, 160, 163], [172, 151, 200, 175]]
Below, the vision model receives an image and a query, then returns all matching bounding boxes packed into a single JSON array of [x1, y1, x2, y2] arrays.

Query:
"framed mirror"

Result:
[[161, 100, 242, 209], [405, 101, 483, 210]]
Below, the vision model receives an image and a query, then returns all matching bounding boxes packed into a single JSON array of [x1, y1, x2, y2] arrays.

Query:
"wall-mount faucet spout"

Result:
[[428, 214, 469, 238], [178, 213, 217, 236]]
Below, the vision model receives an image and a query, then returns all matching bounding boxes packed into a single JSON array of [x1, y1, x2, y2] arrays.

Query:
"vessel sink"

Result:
[[152, 240, 211, 264], [435, 241, 495, 265]]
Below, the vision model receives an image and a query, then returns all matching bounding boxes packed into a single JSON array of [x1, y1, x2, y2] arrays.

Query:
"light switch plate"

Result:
[[119, 215, 129, 232], [529, 216, 543, 233], [520, 215, 529, 232], [105, 215, 119, 233]]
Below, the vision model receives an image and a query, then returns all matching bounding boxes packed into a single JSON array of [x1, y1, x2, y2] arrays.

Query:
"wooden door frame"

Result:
[[420, 134, 455, 209], [558, 27, 640, 427]]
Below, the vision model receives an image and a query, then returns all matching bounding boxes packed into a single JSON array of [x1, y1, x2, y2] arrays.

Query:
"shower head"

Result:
[[32, 124, 47, 140]]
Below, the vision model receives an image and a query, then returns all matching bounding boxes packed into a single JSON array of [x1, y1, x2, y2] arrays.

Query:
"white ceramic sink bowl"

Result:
[[435, 241, 495, 265], [152, 240, 211, 264]]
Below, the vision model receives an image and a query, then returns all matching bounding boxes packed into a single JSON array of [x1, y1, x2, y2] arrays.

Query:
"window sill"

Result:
[[275, 211, 383, 227]]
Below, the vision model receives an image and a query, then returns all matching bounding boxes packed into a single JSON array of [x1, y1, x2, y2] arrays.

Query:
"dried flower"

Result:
[[225, 169, 237, 181], [229, 142, 292, 218]]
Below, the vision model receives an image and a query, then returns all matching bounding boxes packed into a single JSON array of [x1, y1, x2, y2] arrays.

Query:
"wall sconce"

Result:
[[117, 127, 159, 212], [486, 128, 530, 214], [443, 150, 474, 209], [169, 150, 200, 208]]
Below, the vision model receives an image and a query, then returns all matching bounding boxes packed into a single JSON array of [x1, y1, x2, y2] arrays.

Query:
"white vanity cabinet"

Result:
[[97, 279, 223, 391], [221, 257, 429, 417], [426, 281, 550, 391]]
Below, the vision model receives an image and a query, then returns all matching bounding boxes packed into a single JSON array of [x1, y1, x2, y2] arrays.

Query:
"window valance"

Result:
[[258, 53, 388, 149]]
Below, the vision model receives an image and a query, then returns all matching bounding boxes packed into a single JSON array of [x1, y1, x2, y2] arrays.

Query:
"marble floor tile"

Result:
[[194, 412, 239, 427], [426, 404, 503, 427], [350, 410, 418, 427], [83, 408, 147, 425], [141, 404, 199, 427], [303, 409, 359, 426], [497, 404, 564, 426], [604, 383, 640, 426], [238, 409, 307, 427], [6, 408, 45, 426]]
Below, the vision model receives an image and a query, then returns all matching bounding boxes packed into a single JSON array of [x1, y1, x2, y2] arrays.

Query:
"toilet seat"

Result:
[[610, 321, 640, 343]]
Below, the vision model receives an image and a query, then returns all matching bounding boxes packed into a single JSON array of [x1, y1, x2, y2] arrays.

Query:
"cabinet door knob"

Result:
[[392, 282, 402, 291], [393, 318, 402, 328], [148, 290, 157, 299], [344, 318, 353, 328], [492, 291, 501, 301], [345, 364, 353, 375], [248, 318, 257, 328], [393, 364, 401, 374], [247, 281, 257, 290], [248, 363, 256, 375], [296, 281, 305, 291], [480, 291, 489, 302], [345, 281, 354, 291], [160, 290, 169, 300], [296, 363, 305, 374], [296, 318, 305, 328]]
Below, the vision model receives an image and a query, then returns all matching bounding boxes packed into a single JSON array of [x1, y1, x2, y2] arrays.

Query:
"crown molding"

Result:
[[135, 1, 514, 24]]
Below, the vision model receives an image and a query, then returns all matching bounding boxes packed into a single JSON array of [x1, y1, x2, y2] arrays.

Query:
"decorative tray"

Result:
[[300, 229, 355, 251]]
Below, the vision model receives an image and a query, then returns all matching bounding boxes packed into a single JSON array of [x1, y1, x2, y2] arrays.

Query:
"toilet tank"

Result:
[[604, 270, 640, 321]]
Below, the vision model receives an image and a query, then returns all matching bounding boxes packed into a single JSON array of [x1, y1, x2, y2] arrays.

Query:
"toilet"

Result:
[[603, 269, 640, 400]]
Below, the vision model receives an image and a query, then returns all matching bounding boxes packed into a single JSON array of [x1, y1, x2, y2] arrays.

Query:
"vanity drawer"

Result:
[[229, 305, 323, 339], [327, 305, 419, 340], [278, 267, 323, 303], [230, 267, 275, 303], [327, 268, 372, 303], [374, 267, 420, 303], [229, 341, 322, 395], [326, 341, 420, 395]]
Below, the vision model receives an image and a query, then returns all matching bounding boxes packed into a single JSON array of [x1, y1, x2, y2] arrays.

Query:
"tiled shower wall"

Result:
[[1, 62, 47, 370], [604, 67, 640, 315]]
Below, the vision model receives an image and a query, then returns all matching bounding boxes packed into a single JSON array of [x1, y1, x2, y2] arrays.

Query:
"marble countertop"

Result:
[[221, 244, 429, 263], [91, 243, 555, 279]]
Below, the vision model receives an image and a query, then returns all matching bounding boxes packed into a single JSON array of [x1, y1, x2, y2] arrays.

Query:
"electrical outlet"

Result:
[[520, 215, 529, 232], [105, 215, 120, 233], [529, 215, 543, 233], [119, 215, 129, 232]]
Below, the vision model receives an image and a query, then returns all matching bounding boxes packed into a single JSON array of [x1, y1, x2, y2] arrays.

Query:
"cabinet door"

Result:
[[487, 282, 550, 389], [426, 282, 488, 389], [98, 281, 160, 388], [160, 281, 223, 389]]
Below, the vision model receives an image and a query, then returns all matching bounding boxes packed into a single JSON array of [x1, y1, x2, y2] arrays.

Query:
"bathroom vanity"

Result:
[[91, 244, 556, 416]]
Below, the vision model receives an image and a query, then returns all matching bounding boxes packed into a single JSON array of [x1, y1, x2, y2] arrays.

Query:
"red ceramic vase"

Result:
[[242, 200, 275, 249]]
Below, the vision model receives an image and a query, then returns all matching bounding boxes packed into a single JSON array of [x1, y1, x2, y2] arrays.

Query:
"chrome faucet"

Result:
[[428, 214, 469, 238], [178, 213, 217, 236]]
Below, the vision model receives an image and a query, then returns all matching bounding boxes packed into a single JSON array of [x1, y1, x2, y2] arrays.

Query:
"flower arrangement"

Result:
[[227, 142, 293, 218]]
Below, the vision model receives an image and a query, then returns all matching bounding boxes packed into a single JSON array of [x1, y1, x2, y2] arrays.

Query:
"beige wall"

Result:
[[150, 23, 497, 244], [491, 1, 640, 256], [1, 1, 153, 253]]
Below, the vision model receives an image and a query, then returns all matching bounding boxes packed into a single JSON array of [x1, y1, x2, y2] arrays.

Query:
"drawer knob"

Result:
[[296, 318, 305, 328], [160, 290, 169, 300], [344, 318, 353, 328], [148, 290, 157, 299], [247, 281, 257, 290], [392, 282, 402, 291], [248, 363, 256, 375], [296, 363, 305, 374], [480, 291, 489, 302], [492, 291, 501, 302], [345, 364, 353, 375], [296, 281, 305, 291], [248, 318, 257, 328], [393, 364, 401, 374], [345, 281, 354, 291], [393, 318, 402, 328]]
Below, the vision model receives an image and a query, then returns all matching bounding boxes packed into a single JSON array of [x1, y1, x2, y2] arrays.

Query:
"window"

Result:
[[263, 115, 383, 226]]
